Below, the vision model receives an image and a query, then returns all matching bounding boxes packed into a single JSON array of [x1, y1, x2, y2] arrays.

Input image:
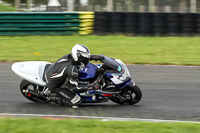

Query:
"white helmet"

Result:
[[71, 44, 90, 67]]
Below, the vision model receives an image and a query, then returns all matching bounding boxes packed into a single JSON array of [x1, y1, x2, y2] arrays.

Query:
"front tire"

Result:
[[110, 84, 142, 105]]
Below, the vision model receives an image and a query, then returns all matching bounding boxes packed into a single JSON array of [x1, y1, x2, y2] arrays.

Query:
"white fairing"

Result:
[[11, 61, 51, 86], [110, 59, 131, 85]]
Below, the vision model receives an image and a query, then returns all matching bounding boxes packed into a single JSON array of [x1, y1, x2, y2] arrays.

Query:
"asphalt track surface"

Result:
[[0, 63, 200, 121]]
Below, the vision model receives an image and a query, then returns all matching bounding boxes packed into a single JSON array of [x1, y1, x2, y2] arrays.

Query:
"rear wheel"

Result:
[[110, 84, 142, 105], [20, 79, 47, 103]]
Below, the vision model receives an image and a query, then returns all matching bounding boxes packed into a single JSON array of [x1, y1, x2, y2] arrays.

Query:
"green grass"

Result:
[[0, 35, 200, 65], [0, 117, 200, 133], [0, 4, 16, 11]]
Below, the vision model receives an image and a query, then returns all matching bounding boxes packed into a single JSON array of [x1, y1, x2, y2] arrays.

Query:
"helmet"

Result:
[[71, 44, 90, 67]]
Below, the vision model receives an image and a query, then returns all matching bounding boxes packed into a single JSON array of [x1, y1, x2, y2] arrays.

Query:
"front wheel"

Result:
[[110, 84, 142, 105]]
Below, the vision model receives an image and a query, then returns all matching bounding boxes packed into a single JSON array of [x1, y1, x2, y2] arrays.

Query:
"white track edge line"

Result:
[[0, 113, 200, 124]]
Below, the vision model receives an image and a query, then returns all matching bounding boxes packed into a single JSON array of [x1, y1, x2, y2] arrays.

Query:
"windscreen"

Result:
[[102, 56, 121, 72]]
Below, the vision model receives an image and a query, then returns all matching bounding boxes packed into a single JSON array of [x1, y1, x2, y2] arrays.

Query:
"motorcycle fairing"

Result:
[[79, 63, 97, 80], [79, 90, 114, 103], [79, 57, 131, 90], [12, 61, 51, 86]]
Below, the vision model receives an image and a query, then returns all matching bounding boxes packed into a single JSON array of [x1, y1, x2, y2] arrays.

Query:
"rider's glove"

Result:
[[98, 55, 105, 61], [90, 55, 105, 62]]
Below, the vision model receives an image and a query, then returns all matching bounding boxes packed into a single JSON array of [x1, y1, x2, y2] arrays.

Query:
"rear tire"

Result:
[[20, 79, 46, 103], [110, 84, 142, 105]]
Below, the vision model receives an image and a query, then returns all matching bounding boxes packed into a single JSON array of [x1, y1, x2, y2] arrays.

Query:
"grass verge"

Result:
[[0, 4, 16, 11], [0, 117, 200, 133], [0, 35, 200, 65]]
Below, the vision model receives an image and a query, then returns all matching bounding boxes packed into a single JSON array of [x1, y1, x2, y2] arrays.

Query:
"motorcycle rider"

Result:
[[44, 44, 104, 108]]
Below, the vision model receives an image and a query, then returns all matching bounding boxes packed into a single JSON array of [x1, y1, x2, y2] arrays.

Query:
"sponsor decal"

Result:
[[51, 73, 58, 77]]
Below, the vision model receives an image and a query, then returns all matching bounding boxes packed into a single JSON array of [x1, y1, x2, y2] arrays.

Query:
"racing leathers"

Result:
[[44, 54, 104, 106]]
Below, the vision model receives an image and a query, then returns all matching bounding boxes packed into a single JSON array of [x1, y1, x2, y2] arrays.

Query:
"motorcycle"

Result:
[[11, 56, 142, 106]]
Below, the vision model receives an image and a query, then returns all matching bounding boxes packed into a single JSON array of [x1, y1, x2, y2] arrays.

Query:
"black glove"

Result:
[[99, 55, 105, 61], [90, 55, 105, 62]]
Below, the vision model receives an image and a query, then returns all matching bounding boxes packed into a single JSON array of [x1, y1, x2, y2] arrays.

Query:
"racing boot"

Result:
[[58, 87, 82, 108]]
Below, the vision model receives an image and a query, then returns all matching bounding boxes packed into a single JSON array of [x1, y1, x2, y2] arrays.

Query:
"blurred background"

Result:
[[0, 0, 200, 13], [0, 1, 200, 36]]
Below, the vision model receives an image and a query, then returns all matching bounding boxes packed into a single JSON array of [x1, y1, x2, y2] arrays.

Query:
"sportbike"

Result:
[[12, 56, 142, 106]]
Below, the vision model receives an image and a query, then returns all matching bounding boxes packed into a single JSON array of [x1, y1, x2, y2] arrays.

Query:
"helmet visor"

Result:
[[78, 51, 90, 66], [80, 52, 90, 58]]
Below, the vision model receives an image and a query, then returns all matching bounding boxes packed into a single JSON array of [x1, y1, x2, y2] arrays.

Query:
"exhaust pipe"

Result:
[[24, 89, 47, 101]]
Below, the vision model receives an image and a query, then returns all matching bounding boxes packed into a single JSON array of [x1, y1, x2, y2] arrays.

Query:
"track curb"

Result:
[[0, 113, 200, 124]]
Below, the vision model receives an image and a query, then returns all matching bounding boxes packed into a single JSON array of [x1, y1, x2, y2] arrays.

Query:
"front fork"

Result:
[[112, 81, 136, 99]]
